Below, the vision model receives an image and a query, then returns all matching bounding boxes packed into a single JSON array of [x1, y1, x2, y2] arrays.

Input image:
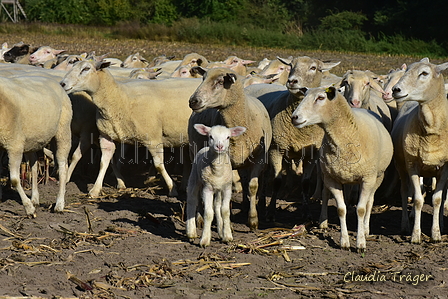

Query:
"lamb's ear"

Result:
[[96, 61, 111, 70], [224, 73, 237, 88], [194, 124, 211, 136], [230, 126, 246, 137], [191, 66, 207, 77], [325, 86, 337, 100]]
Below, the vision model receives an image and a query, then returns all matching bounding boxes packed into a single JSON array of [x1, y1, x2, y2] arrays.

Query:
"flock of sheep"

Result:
[[0, 41, 448, 252]]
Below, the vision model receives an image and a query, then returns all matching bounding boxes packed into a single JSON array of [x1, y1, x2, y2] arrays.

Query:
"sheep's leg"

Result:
[[221, 185, 233, 243], [25, 153, 39, 206], [186, 178, 199, 240], [267, 149, 283, 222], [0, 150, 4, 199], [398, 167, 412, 234], [147, 147, 178, 197], [356, 180, 375, 252], [89, 136, 116, 198], [310, 161, 323, 201], [54, 136, 70, 213], [247, 163, 266, 230], [319, 186, 330, 229], [179, 146, 192, 192], [409, 172, 424, 243], [110, 153, 126, 190], [431, 166, 448, 242], [200, 186, 214, 247], [9, 151, 35, 217], [326, 177, 349, 249], [214, 190, 223, 239]]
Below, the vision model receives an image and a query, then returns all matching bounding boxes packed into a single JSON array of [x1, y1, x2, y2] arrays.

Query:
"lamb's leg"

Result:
[[148, 147, 178, 197], [9, 151, 35, 217], [431, 166, 448, 242], [326, 177, 349, 249], [186, 178, 199, 240], [200, 186, 214, 247], [89, 136, 116, 198], [221, 185, 233, 243], [214, 190, 223, 239], [409, 172, 424, 243], [25, 153, 39, 206]]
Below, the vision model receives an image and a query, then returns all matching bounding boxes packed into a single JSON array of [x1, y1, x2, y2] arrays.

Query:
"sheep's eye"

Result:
[[366, 81, 370, 86], [316, 96, 325, 101], [310, 66, 317, 71], [227, 136, 230, 140], [81, 67, 90, 73], [209, 136, 214, 140], [420, 71, 429, 76]]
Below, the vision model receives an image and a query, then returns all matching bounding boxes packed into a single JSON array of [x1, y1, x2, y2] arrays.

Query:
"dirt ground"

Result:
[[0, 155, 447, 299], [0, 34, 447, 298]]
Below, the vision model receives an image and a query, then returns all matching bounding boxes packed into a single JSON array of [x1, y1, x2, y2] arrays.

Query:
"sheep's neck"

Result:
[[320, 98, 360, 161], [417, 92, 448, 135], [219, 90, 248, 128], [92, 70, 127, 118]]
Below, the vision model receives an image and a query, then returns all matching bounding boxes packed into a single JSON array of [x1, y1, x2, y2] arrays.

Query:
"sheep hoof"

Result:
[[357, 247, 366, 254], [319, 220, 328, 229]]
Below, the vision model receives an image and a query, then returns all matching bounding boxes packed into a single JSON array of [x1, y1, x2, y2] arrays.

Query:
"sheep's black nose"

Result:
[[189, 98, 198, 108], [392, 86, 401, 94], [291, 115, 298, 121], [60, 82, 66, 88]]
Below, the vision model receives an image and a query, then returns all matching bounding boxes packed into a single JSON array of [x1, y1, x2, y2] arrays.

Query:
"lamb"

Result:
[[291, 86, 393, 251], [0, 73, 72, 217], [188, 67, 272, 230], [121, 52, 149, 68], [28, 45, 66, 67], [245, 56, 340, 221], [186, 124, 246, 247], [391, 58, 448, 243], [339, 70, 392, 131], [60, 60, 201, 197]]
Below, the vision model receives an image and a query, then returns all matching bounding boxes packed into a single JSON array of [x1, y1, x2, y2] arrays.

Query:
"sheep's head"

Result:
[[194, 124, 246, 154], [189, 68, 238, 113], [3, 42, 31, 63], [392, 58, 448, 103], [291, 86, 338, 128], [60, 60, 110, 94]]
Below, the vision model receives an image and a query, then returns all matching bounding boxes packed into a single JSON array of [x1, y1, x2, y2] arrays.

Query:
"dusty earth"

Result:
[[0, 33, 447, 299]]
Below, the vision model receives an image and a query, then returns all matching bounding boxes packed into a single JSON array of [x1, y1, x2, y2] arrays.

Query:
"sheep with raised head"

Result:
[[121, 52, 149, 68], [292, 86, 393, 251], [188, 67, 272, 230], [339, 70, 392, 131], [186, 124, 246, 247], [391, 58, 448, 243], [245, 56, 340, 221], [60, 60, 201, 197], [0, 74, 72, 217]]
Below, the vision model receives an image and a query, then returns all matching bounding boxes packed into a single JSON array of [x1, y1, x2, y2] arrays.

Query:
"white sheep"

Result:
[[28, 45, 65, 67], [391, 58, 448, 243], [0, 74, 72, 217], [340, 70, 392, 131], [292, 86, 393, 251], [188, 67, 272, 230], [257, 57, 292, 85], [129, 67, 163, 80], [121, 52, 149, 68], [60, 60, 201, 197], [245, 56, 340, 221], [186, 124, 246, 247]]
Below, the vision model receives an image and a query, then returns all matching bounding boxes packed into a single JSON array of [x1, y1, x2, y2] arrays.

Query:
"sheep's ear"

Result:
[[54, 49, 66, 55], [194, 124, 211, 136], [191, 66, 207, 77], [321, 61, 341, 71], [420, 57, 429, 63], [96, 61, 111, 70], [277, 56, 292, 66], [435, 62, 448, 74], [230, 126, 246, 137], [196, 58, 205, 66], [325, 86, 337, 100], [223, 73, 237, 88], [401, 63, 407, 71], [167, 55, 175, 60]]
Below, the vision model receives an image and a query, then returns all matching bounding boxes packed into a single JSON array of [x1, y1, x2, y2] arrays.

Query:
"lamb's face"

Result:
[[60, 60, 100, 94], [291, 87, 330, 128], [194, 124, 246, 154], [392, 58, 448, 103], [189, 68, 237, 113]]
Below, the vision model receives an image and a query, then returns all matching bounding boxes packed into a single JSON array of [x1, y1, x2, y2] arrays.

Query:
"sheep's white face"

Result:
[[194, 124, 246, 154], [382, 65, 406, 102], [392, 59, 448, 103], [60, 60, 100, 94], [291, 87, 329, 128], [340, 71, 371, 108], [29, 46, 63, 65]]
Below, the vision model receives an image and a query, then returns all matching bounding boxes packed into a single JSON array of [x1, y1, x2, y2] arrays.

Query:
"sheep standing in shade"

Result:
[[189, 67, 272, 230], [291, 86, 393, 251], [186, 124, 246, 247], [391, 58, 448, 243]]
